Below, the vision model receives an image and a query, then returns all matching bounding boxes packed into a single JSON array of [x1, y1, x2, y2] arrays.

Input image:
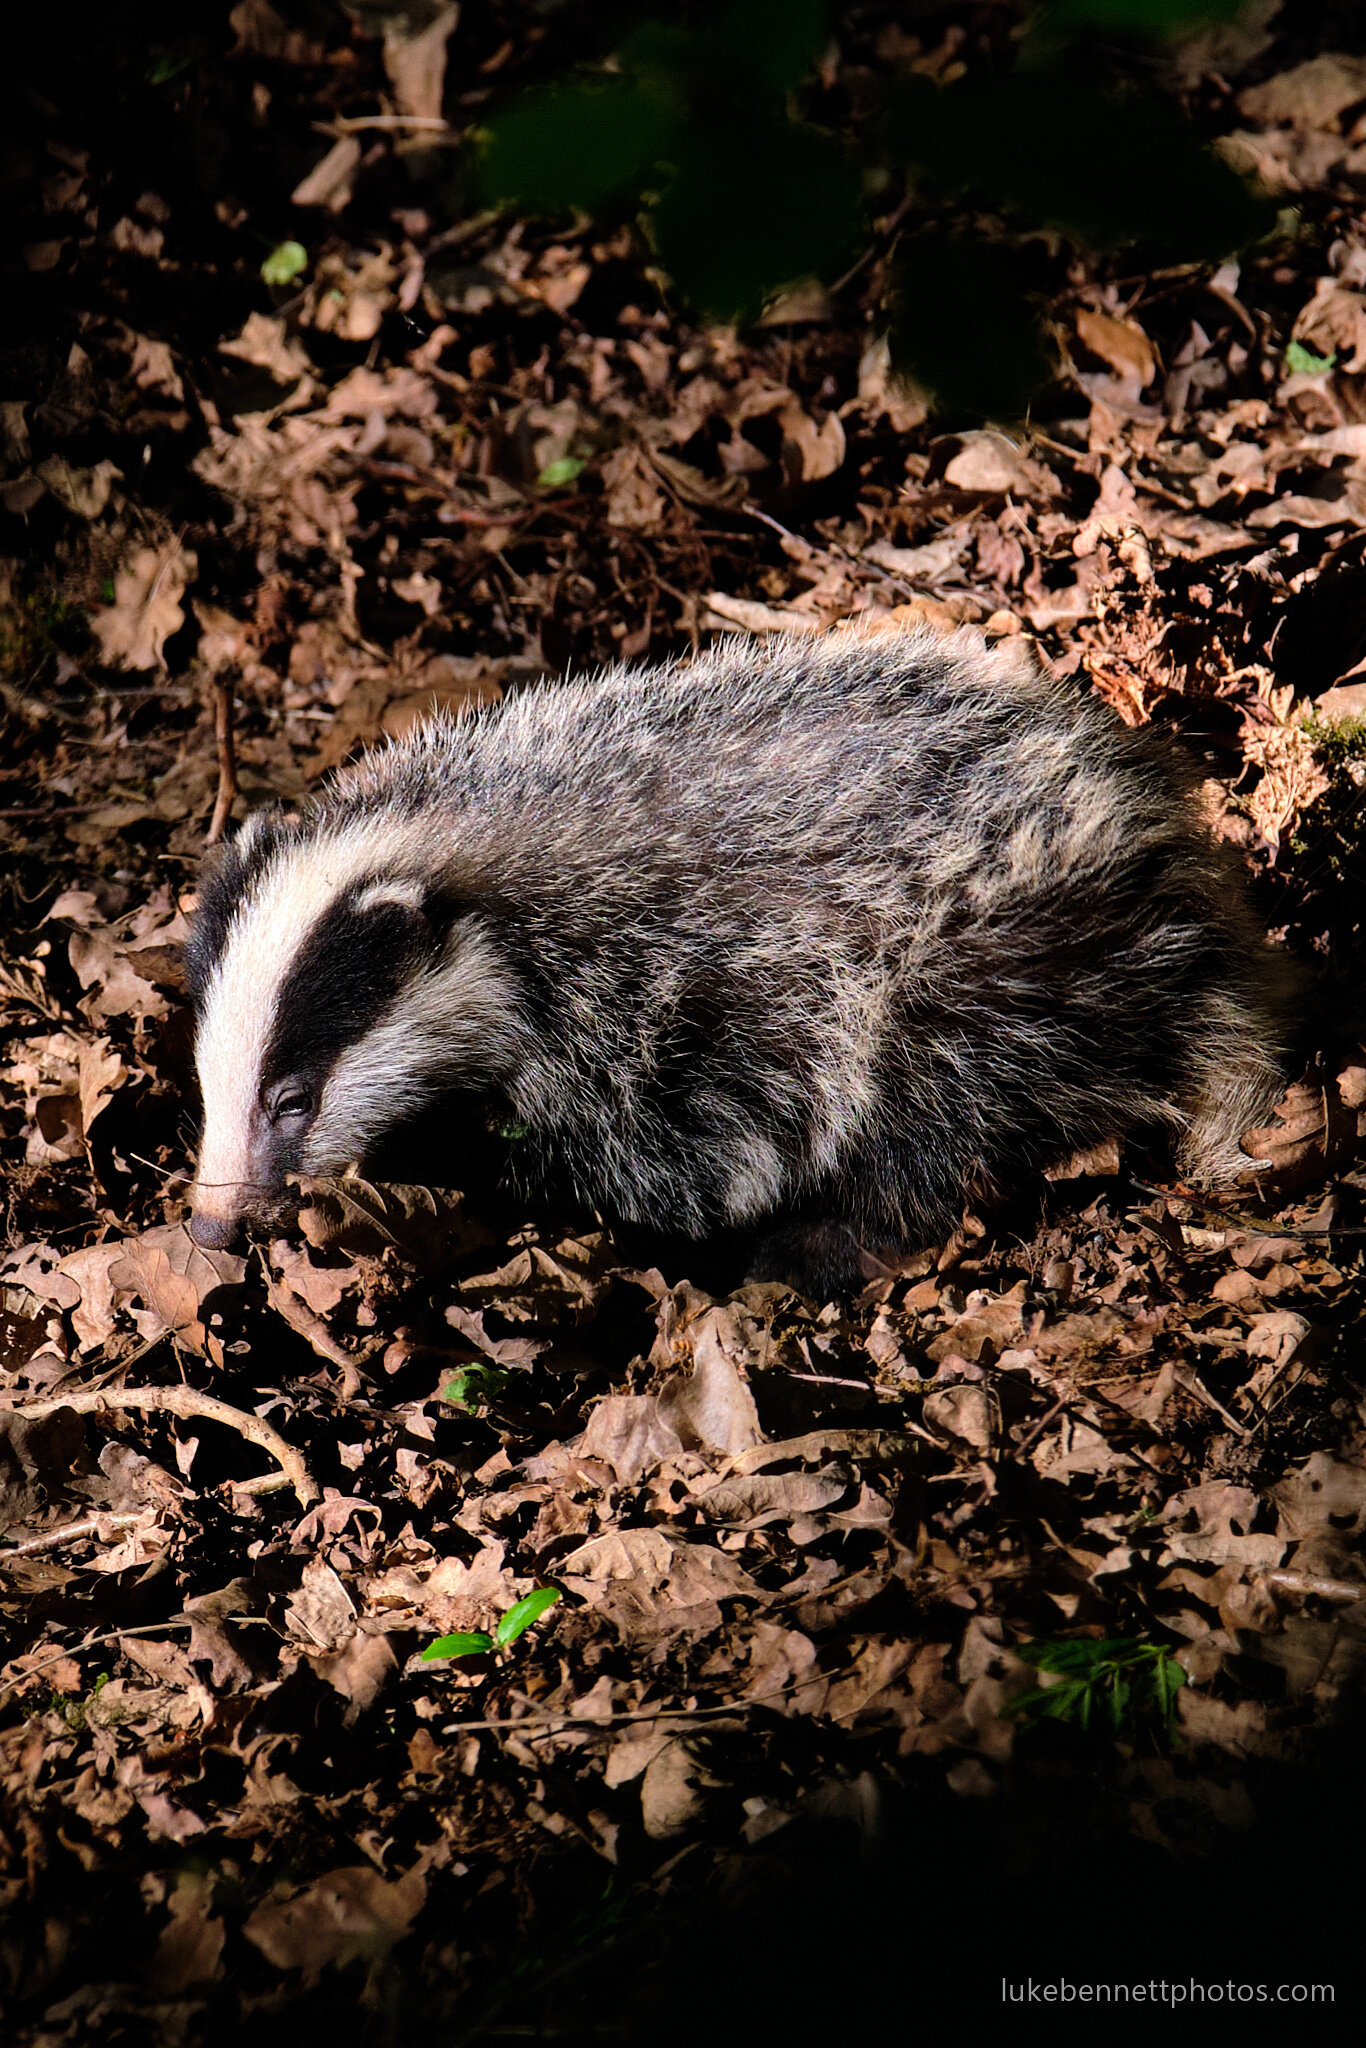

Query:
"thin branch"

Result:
[[206, 676, 238, 845], [0, 1387, 319, 1506], [1128, 1177, 1366, 1238], [420, 1663, 856, 1738], [0, 1512, 147, 1560], [315, 114, 451, 135]]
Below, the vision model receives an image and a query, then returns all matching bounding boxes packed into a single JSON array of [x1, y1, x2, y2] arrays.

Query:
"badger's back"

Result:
[[189, 627, 1289, 1270]]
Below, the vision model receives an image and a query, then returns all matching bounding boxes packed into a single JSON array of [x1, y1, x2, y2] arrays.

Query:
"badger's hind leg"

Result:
[[1173, 986, 1293, 1184]]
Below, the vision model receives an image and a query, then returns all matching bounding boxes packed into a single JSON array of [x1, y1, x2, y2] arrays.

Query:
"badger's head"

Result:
[[184, 806, 520, 1250]]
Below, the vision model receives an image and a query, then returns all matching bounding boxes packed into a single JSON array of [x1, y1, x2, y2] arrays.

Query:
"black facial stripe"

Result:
[[260, 884, 447, 1093]]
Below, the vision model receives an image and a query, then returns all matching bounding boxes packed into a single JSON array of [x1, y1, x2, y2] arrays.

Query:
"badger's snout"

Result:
[[188, 1208, 246, 1252]]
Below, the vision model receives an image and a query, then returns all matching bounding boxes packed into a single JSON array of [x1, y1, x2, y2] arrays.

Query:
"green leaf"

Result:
[[147, 50, 196, 86], [480, 80, 682, 213], [649, 115, 861, 320], [261, 240, 308, 287], [495, 1588, 561, 1647], [891, 73, 1271, 259], [536, 457, 586, 490], [440, 1363, 508, 1409], [1007, 1636, 1187, 1739], [886, 235, 1052, 417], [421, 1630, 495, 1661], [1038, 0, 1246, 34], [1285, 340, 1336, 376]]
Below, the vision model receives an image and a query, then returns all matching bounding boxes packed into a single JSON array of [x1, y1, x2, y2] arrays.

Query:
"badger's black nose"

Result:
[[188, 1210, 245, 1252]]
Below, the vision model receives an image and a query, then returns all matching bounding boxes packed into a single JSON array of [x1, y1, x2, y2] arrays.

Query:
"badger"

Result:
[[184, 626, 1290, 1293]]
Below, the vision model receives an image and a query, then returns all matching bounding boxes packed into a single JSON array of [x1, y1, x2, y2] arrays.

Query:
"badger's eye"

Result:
[[267, 1084, 313, 1123]]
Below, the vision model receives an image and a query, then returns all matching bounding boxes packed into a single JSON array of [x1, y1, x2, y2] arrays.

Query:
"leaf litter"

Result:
[[5, 1, 1366, 2037]]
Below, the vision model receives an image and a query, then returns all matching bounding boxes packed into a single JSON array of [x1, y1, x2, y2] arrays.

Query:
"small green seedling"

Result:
[[1284, 341, 1336, 377], [261, 240, 308, 287], [1006, 1636, 1186, 1738], [421, 1587, 561, 1662], [536, 457, 585, 489], [440, 1363, 509, 1410]]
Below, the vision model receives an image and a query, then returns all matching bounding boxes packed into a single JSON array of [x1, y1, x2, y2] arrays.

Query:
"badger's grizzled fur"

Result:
[[185, 627, 1289, 1292]]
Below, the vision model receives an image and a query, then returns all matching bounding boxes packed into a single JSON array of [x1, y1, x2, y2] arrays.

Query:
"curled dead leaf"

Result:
[[91, 541, 196, 673]]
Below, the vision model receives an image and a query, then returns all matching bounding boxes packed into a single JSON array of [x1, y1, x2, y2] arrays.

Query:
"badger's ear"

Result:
[[350, 876, 429, 917]]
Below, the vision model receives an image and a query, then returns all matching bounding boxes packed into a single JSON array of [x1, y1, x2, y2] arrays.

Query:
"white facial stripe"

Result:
[[304, 926, 522, 1171], [192, 813, 430, 1212]]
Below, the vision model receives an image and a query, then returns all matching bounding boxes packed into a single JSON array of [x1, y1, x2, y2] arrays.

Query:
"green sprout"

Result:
[[440, 1363, 509, 1410], [421, 1587, 561, 1662], [261, 240, 308, 286], [1007, 1636, 1186, 1737], [536, 456, 586, 490], [1284, 341, 1336, 377]]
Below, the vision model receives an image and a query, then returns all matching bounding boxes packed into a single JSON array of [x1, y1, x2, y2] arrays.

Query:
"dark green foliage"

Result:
[[887, 234, 1054, 420], [891, 72, 1272, 259], [649, 116, 860, 320], [479, 78, 684, 215], [1008, 1636, 1187, 1737], [478, 0, 1271, 412], [1037, 0, 1248, 33]]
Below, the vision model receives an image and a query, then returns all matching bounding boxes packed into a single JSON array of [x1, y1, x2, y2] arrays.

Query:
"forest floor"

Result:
[[4, 5, 1366, 2041]]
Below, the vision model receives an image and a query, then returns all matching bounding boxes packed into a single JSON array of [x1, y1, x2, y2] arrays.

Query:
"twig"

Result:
[[0, 1512, 146, 1560], [264, 1274, 359, 1371], [1129, 1178, 1366, 1238], [317, 114, 451, 135], [1262, 1568, 1366, 1606], [1171, 1367, 1250, 1437], [429, 1663, 856, 1738], [206, 676, 237, 845], [0, 1387, 319, 1506]]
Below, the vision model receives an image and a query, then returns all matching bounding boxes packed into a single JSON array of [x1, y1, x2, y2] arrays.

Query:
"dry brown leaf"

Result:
[[1160, 1480, 1286, 1570], [640, 1738, 720, 1839], [291, 136, 362, 213], [1238, 53, 1366, 131], [1240, 1078, 1355, 1186], [1292, 278, 1366, 376], [127, 333, 184, 402], [579, 1395, 685, 1484], [244, 1863, 427, 1983], [383, 3, 458, 124], [1075, 308, 1156, 403], [1274, 1452, 1366, 1538], [283, 1558, 357, 1654], [147, 1873, 226, 1996], [689, 1468, 849, 1524], [34, 455, 120, 519], [777, 401, 846, 482], [600, 445, 667, 532], [219, 312, 313, 390], [67, 925, 171, 1021], [940, 431, 1058, 498], [703, 593, 822, 635], [856, 334, 929, 431], [77, 1038, 127, 1137], [91, 541, 196, 672]]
